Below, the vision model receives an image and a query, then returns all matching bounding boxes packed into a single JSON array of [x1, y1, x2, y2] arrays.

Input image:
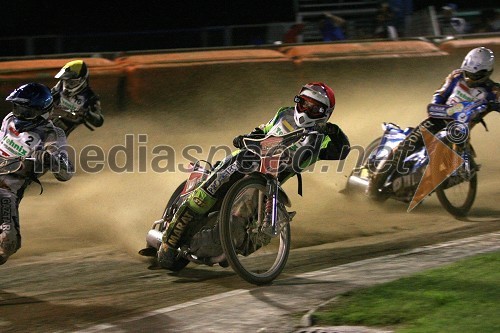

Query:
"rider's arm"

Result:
[[431, 70, 462, 105], [232, 108, 288, 148], [50, 82, 62, 106], [317, 123, 350, 160], [36, 127, 74, 181], [83, 95, 104, 127]]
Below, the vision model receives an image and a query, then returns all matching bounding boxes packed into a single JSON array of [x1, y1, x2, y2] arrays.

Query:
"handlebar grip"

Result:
[[488, 101, 500, 111]]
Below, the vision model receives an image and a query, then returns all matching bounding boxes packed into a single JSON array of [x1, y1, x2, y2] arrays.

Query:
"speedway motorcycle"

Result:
[[345, 100, 499, 217], [139, 128, 319, 285]]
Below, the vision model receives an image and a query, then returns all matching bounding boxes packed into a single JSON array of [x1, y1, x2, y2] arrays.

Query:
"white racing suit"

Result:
[[0, 113, 73, 264], [367, 69, 500, 197]]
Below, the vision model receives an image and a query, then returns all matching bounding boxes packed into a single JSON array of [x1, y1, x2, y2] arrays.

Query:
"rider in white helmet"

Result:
[[156, 82, 350, 270], [367, 47, 500, 198]]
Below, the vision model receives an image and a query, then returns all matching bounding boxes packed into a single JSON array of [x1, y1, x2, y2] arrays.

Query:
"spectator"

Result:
[[440, 3, 470, 35], [388, 0, 413, 37], [473, 8, 500, 33], [373, 2, 398, 39], [319, 12, 347, 42], [283, 23, 305, 44]]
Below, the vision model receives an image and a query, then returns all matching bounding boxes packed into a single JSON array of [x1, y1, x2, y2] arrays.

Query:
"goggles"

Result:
[[464, 70, 489, 81], [294, 95, 327, 119], [63, 77, 84, 89], [12, 104, 38, 120]]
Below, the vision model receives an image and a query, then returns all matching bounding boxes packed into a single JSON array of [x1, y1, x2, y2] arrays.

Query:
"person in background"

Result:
[[440, 3, 470, 35], [283, 23, 305, 44], [473, 8, 500, 33], [373, 2, 398, 39], [319, 12, 347, 41], [387, 0, 413, 37], [51, 60, 104, 136], [0, 83, 73, 265]]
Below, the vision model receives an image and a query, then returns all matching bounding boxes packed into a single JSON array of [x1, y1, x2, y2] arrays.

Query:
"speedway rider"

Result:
[[0, 83, 74, 265], [157, 82, 351, 269], [51, 60, 104, 135], [367, 46, 500, 198]]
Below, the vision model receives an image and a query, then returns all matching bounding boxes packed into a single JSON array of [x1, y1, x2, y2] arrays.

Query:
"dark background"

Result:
[[1, 0, 498, 37]]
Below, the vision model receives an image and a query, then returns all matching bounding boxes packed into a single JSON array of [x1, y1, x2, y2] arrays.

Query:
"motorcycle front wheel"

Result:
[[436, 172, 477, 217], [219, 176, 291, 285]]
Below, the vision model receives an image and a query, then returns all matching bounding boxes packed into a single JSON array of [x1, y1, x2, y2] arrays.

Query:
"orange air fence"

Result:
[[278, 40, 446, 64], [439, 37, 500, 58], [0, 38, 498, 110], [114, 49, 291, 106]]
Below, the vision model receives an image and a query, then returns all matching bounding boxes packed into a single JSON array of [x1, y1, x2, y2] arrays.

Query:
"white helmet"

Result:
[[293, 82, 335, 128], [460, 47, 494, 86]]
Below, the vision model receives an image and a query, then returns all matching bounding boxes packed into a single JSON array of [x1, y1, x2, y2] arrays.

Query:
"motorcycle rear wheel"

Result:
[[219, 176, 291, 285], [436, 172, 477, 217]]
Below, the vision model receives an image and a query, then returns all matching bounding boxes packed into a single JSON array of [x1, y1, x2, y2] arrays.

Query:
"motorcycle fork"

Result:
[[260, 178, 279, 236]]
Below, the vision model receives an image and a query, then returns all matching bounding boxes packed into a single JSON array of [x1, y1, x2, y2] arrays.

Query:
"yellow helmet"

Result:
[[55, 60, 89, 95]]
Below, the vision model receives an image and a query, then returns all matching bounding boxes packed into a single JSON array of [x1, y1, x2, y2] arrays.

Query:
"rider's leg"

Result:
[[157, 187, 216, 268], [0, 190, 21, 265], [366, 118, 447, 198], [158, 155, 245, 268]]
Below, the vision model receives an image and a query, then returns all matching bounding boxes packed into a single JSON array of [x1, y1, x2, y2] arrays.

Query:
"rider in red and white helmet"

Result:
[[156, 82, 350, 270], [294, 82, 336, 127]]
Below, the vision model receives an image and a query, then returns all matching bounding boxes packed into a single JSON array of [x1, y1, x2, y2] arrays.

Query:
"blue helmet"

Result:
[[6, 83, 54, 120]]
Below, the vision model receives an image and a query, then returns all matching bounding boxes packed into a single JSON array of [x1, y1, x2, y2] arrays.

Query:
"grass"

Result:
[[312, 251, 500, 333]]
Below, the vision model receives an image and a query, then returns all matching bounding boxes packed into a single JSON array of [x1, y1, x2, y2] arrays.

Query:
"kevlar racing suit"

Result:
[[367, 69, 500, 198], [0, 113, 74, 265], [158, 107, 350, 267], [51, 82, 104, 136]]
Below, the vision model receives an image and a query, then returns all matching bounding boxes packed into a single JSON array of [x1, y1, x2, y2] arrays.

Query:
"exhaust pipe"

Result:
[[146, 229, 163, 250], [344, 175, 369, 194]]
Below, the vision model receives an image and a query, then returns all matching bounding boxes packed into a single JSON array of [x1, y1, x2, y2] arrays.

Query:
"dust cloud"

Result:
[[14, 55, 500, 261]]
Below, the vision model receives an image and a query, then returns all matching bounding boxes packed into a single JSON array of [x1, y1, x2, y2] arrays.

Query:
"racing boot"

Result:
[[157, 205, 199, 269]]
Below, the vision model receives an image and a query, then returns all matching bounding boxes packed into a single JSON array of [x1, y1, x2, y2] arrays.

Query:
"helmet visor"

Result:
[[12, 104, 38, 120], [464, 70, 489, 82], [294, 95, 327, 119], [63, 77, 84, 89]]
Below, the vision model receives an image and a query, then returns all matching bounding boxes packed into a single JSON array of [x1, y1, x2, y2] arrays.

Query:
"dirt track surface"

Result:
[[1, 56, 500, 332]]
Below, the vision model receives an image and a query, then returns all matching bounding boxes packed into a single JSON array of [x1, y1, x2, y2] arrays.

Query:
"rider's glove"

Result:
[[32, 149, 53, 167], [233, 135, 245, 149], [487, 101, 500, 112], [233, 127, 265, 148], [314, 122, 340, 136]]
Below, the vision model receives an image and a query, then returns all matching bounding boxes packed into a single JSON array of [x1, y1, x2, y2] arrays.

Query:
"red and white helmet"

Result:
[[294, 82, 335, 128]]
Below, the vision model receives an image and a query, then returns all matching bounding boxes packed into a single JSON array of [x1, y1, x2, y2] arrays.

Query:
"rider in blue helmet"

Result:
[[0, 83, 74, 265]]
